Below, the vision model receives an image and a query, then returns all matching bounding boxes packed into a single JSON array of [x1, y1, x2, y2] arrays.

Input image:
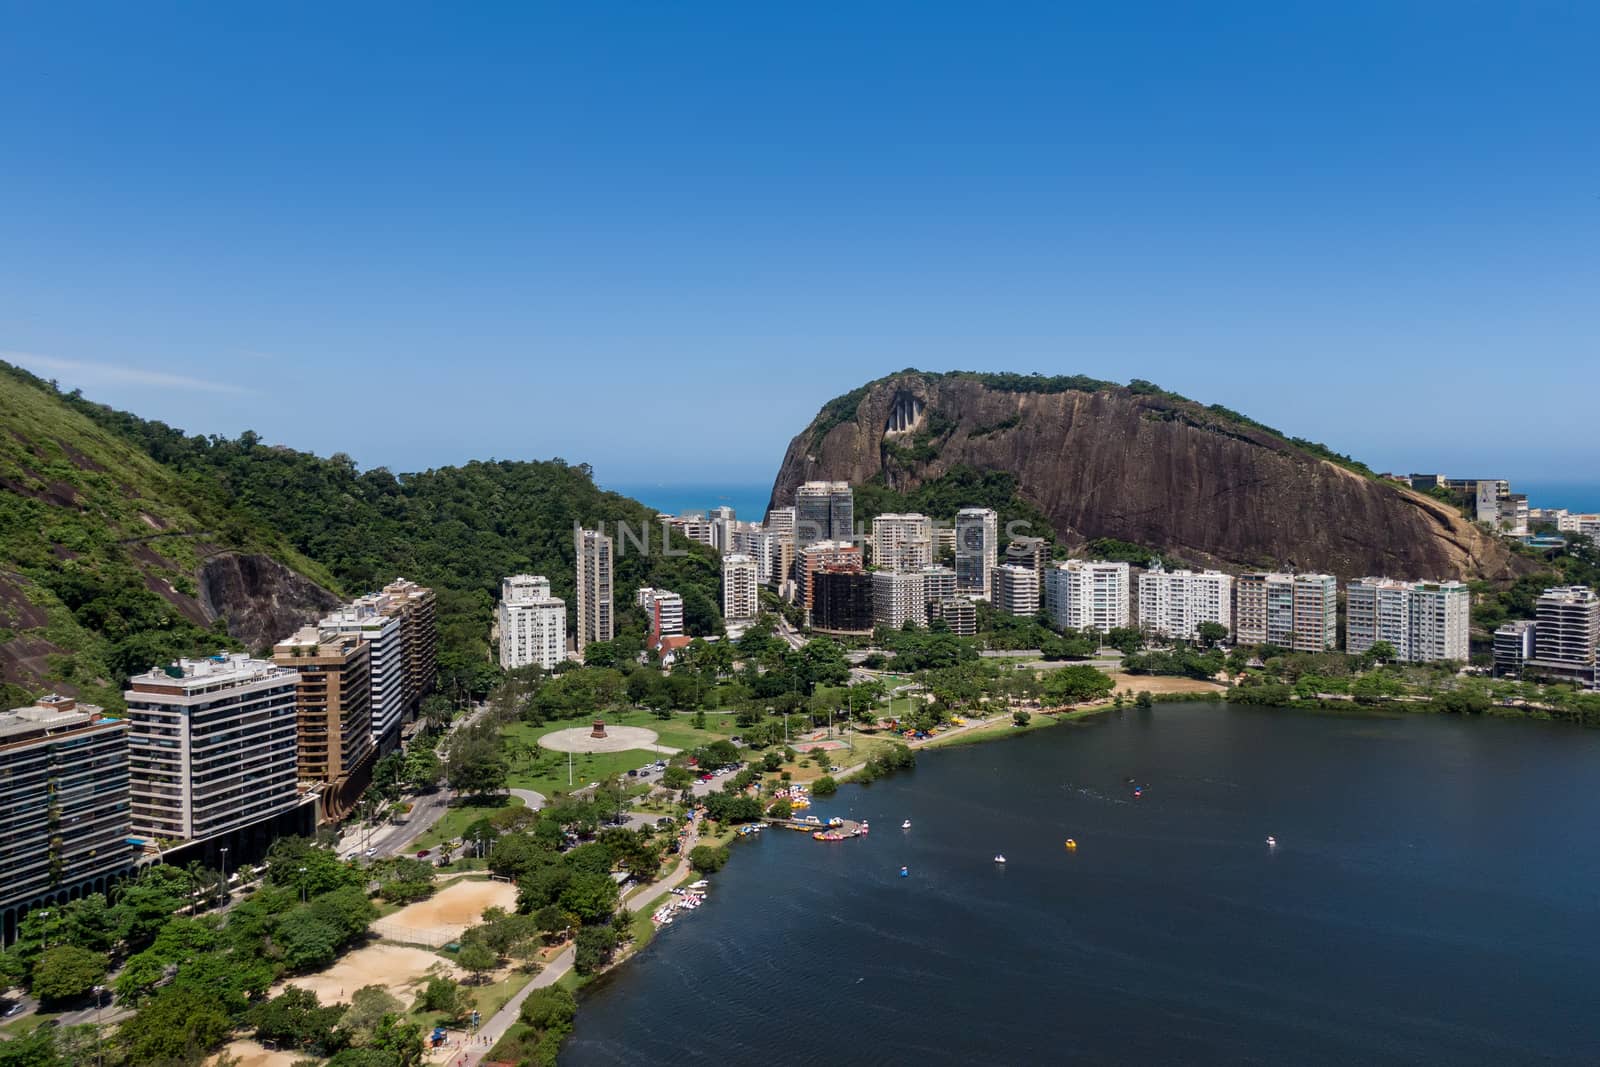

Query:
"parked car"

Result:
[[416, 848, 431, 858]]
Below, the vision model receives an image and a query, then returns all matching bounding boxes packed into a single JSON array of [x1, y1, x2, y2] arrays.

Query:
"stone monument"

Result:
[[591, 718, 607, 739]]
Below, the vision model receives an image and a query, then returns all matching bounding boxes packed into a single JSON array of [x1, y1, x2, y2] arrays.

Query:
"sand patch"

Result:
[[538, 724, 662, 753], [271, 942, 459, 1006], [1107, 673, 1226, 695], [211, 1039, 300, 1067], [370, 877, 519, 947]]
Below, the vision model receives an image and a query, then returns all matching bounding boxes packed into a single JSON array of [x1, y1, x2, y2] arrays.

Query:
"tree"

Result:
[[767, 798, 792, 820], [338, 985, 404, 1045], [275, 913, 343, 971], [689, 845, 730, 874], [115, 985, 232, 1066], [558, 872, 620, 926], [414, 975, 461, 1016], [250, 985, 347, 1052], [1012, 709, 1032, 727], [812, 775, 838, 797], [1041, 665, 1114, 706], [661, 765, 693, 790], [403, 747, 443, 791], [1135, 690, 1154, 709], [30, 944, 107, 1002], [1195, 621, 1229, 648], [444, 724, 509, 796], [456, 939, 498, 983], [520, 985, 577, 1030], [1366, 641, 1398, 667], [573, 924, 618, 976]]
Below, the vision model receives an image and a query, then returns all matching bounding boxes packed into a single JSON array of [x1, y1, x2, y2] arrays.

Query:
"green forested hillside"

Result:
[[51, 375, 727, 690], [0, 363, 341, 707]]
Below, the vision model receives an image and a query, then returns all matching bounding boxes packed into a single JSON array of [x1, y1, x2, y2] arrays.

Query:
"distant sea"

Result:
[[604, 483, 773, 522], [1516, 481, 1600, 513]]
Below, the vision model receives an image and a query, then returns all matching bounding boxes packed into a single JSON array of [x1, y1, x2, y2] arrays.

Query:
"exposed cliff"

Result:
[[199, 552, 343, 650], [770, 371, 1523, 583]]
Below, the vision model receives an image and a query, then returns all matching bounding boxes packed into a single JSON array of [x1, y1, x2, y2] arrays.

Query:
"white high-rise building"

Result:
[[124, 654, 301, 843], [636, 587, 684, 641], [918, 564, 957, 608], [873, 569, 928, 630], [872, 513, 934, 571], [990, 564, 1041, 618], [319, 600, 405, 743], [955, 508, 999, 599], [1234, 573, 1337, 652], [1137, 565, 1234, 641], [576, 527, 614, 651], [1526, 586, 1600, 686], [498, 575, 567, 670], [1346, 578, 1470, 663], [1044, 560, 1130, 633], [722, 554, 760, 621]]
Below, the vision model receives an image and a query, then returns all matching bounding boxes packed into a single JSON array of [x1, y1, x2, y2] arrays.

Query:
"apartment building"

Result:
[[381, 579, 437, 718], [918, 564, 957, 608], [799, 540, 863, 612], [872, 513, 934, 571], [498, 575, 567, 670], [928, 596, 977, 636], [576, 527, 615, 650], [1004, 536, 1049, 581], [795, 481, 854, 547], [990, 564, 1041, 618], [636, 586, 684, 646], [1137, 565, 1234, 641], [124, 654, 300, 843], [1234, 573, 1338, 652], [811, 568, 874, 634], [1044, 560, 1130, 633], [1494, 619, 1537, 678], [1346, 578, 1470, 663], [722, 553, 760, 621], [272, 627, 374, 789], [1525, 586, 1600, 687], [955, 508, 999, 599], [874, 569, 928, 630], [320, 600, 404, 745], [1, 695, 136, 943]]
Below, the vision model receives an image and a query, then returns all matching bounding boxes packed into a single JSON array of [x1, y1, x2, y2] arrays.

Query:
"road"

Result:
[[456, 817, 703, 1065]]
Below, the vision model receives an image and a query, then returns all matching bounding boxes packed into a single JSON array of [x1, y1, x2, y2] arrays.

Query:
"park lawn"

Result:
[[468, 968, 537, 1020], [883, 695, 922, 719], [822, 735, 916, 784], [507, 748, 660, 798], [410, 796, 524, 852]]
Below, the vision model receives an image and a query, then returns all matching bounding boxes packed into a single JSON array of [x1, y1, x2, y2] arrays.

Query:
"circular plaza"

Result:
[[538, 723, 663, 754]]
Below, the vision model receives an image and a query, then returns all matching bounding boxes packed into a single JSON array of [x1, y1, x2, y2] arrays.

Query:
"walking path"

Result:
[[455, 819, 702, 1065]]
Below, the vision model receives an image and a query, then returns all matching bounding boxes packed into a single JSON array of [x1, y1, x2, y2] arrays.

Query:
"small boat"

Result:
[[1133, 787, 1144, 798], [1266, 835, 1277, 848], [689, 879, 708, 888], [860, 820, 870, 834], [1064, 838, 1078, 850], [899, 866, 909, 877], [901, 819, 912, 830], [993, 854, 1007, 864]]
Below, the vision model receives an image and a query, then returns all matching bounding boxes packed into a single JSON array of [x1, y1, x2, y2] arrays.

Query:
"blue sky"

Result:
[[2, 2, 1596, 490]]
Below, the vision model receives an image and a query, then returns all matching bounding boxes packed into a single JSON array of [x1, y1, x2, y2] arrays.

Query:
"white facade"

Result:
[[636, 586, 684, 640], [320, 600, 405, 741], [722, 554, 760, 621], [990, 564, 1041, 617], [498, 574, 567, 670], [872, 513, 934, 571], [576, 527, 615, 649], [955, 508, 999, 599], [873, 569, 928, 630], [124, 654, 301, 842], [1137, 565, 1234, 640], [1044, 561, 1130, 633], [1346, 578, 1470, 663], [918, 564, 957, 607]]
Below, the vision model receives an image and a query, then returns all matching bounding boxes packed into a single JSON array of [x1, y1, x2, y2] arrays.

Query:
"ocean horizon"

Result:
[[605, 483, 774, 522]]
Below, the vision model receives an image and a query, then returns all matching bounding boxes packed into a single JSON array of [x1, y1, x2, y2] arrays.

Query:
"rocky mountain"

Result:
[[771, 370, 1524, 584], [0, 362, 341, 707]]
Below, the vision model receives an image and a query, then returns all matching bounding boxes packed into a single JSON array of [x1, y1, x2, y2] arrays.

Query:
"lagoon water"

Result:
[[563, 703, 1600, 1065]]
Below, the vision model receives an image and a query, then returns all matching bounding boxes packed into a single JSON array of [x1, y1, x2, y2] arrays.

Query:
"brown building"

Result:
[[798, 540, 863, 613], [273, 627, 374, 807], [382, 578, 438, 716]]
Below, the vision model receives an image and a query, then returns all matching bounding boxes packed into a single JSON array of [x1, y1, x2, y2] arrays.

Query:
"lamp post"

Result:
[[94, 984, 104, 1067], [218, 847, 230, 908], [298, 867, 308, 904]]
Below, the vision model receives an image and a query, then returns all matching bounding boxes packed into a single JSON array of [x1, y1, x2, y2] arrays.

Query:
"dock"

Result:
[[763, 817, 867, 840]]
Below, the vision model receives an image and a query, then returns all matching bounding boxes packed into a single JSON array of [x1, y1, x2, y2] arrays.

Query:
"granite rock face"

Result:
[[199, 551, 342, 649], [770, 372, 1522, 583]]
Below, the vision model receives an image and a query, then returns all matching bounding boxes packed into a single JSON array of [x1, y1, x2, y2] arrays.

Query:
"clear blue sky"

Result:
[[2, 2, 1596, 489]]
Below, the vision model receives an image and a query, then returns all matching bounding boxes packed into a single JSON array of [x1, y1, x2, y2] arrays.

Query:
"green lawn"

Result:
[[496, 709, 738, 797]]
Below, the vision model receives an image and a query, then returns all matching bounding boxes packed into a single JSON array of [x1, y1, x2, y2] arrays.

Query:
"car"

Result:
[[699, 773, 714, 781], [365, 847, 378, 857], [3, 1003, 24, 1018], [416, 848, 431, 858]]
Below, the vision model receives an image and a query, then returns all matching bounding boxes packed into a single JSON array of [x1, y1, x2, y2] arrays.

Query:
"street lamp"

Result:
[[94, 984, 104, 1067], [218, 847, 230, 908], [298, 867, 308, 904]]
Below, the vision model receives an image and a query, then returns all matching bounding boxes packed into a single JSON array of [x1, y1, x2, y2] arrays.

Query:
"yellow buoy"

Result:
[[1065, 838, 1078, 850]]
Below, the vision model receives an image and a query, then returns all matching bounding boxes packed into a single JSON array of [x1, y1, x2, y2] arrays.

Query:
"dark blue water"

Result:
[[1516, 481, 1600, 514], [563, 703, 1600, 1066]]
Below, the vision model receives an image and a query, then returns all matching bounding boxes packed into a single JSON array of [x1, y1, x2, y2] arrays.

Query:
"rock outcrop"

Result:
[[770, 371, 1523, 583], [199, 552, 343, 650]]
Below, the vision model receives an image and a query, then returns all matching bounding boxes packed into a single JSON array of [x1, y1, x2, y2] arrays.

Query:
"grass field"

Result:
[[497, 709, 737, 797], [410, 795, 525, 851]]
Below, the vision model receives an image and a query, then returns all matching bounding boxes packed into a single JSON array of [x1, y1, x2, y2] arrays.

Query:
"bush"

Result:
[[766, 798, 792, 820], [811, 776, 838, 797], [573, 924, 618, 976], [689, 845, 730, 874], [1012, 710, 1031, 727], [520, 985, 577, 1030]]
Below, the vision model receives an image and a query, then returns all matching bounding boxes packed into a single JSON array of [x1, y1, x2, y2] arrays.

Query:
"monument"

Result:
[[591, 718, 607, 739]]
